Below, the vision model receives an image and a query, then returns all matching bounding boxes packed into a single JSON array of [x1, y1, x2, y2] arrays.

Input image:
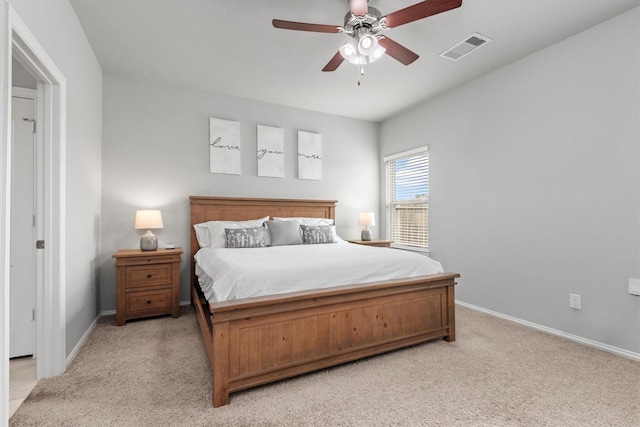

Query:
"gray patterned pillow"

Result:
[[224, 226, 267, 248], [301, 225, 337, 244]]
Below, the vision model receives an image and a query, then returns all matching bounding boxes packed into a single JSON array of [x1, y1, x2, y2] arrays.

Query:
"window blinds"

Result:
[[385, 147, 429, 251]]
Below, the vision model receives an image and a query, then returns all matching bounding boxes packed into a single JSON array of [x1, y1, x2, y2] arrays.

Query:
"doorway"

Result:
[[2, 5, 68, 424], [8, 66, 40, 421]]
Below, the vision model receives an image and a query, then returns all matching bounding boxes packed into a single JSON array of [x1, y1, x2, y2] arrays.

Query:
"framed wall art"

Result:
[[257, 125, 285, 178], [297, 130, 322, 180], [209, 117, 241, 175]]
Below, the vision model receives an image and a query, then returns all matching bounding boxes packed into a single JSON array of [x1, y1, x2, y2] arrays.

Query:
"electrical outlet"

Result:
[[569, 293, 581, 310]]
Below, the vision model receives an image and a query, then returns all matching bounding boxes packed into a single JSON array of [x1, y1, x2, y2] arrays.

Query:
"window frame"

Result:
[[384, 145, 430, 253]]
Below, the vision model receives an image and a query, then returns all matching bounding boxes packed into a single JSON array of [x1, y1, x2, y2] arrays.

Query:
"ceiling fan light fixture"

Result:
[[341, 33, 385, 65], [339, 38, 359, 61], [357, 34, 379, 56], [370, 44, 386, 62]]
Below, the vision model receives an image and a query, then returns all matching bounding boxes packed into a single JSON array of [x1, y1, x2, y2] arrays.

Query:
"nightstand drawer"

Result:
[[116, 255, 175, 266], [126, 265, 171, 289], [126, 289, 172, 315]]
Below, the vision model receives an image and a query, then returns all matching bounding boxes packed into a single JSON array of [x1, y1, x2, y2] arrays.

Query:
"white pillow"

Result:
[[330, 225, 347, 244], [272, 217, 334, 226], [194, 216, 269, 248]]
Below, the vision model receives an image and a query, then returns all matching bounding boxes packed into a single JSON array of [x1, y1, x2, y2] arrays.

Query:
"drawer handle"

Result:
[[147, 274, 152, 278], [146, 300, 152, 304]]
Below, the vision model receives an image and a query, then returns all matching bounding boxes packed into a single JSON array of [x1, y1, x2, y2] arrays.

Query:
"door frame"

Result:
[[1, 4, 67, 424]]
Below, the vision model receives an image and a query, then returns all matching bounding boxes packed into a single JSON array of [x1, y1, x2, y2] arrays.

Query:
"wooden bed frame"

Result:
[[190, 196, 459, 407]]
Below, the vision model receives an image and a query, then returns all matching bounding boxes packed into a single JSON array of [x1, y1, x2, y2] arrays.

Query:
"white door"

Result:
[[10, 95, 36, 358]]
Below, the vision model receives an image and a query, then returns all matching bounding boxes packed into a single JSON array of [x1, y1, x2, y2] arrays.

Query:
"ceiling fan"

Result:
[[273, 0, 462, 73]]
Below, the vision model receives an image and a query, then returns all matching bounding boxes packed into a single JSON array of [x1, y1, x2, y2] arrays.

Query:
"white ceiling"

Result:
[[69, 0, 640, 122]]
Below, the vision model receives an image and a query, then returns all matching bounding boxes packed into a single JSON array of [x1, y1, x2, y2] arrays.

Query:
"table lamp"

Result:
[[358, 212, 375, 241], [135, 209, 163, 251]]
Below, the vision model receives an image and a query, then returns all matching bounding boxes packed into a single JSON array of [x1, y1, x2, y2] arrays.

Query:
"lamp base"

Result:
[[361, 229, 372, 241], [140, 229, 158, 251]]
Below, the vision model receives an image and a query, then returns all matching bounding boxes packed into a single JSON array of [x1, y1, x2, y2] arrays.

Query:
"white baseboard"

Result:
[[65, 315, 99, 369], [456, 300, 640, 362]]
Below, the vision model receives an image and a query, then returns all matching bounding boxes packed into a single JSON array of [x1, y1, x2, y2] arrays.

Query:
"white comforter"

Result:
[[194, 243, 444, 303]]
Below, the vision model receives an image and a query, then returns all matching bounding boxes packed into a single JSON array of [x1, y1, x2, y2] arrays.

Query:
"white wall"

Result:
[[380, 9, 640, 353], [100, 73, 380, 310], [7, 1, 102, 358]]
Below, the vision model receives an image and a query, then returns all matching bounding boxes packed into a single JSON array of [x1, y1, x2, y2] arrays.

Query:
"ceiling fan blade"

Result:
[[349, 0, 369, 16], [272, 19, 340, 33], [322, 51, 345, 72], [384, 0, 462, 28], [378, 37, 419, 65]]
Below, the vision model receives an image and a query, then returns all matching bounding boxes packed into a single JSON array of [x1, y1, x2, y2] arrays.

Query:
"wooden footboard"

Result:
[[193, 272, 458, 407]]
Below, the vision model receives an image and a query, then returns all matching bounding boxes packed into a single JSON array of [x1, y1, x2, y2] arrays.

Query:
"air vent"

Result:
[[440, 33, 492, 61]]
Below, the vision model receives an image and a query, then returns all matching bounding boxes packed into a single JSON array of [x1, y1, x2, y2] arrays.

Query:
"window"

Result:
[[385, 146, 429, 252]]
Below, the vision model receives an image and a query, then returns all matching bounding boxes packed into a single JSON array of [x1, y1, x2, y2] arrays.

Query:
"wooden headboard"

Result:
[[189, 196, 337, 292]]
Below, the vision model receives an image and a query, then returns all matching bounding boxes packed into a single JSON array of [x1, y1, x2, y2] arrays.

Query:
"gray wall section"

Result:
[[380, 9, 640, 353], [100, 73, 380, 311]]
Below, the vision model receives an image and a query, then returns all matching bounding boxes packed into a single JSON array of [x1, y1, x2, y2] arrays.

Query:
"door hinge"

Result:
[[32, 308, 35, 321], [36, 240, 45, 249]]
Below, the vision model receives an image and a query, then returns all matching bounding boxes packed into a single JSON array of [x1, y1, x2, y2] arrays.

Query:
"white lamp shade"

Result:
[[358, 34, 379, 56], [357, 212, 376, 227], [369, 45, 386, 62], [339, 38, 358, 62], [134, 210, 164, 230]]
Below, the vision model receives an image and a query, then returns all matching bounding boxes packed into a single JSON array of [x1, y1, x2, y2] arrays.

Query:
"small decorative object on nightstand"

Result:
[[134, 209, 163, 251], [358, 212, 375, 241], [348, 239, 392, 248], [112, 247, 182, 326]]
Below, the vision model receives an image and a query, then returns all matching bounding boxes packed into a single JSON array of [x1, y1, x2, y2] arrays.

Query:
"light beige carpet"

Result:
[[9, 305, 640, 426]]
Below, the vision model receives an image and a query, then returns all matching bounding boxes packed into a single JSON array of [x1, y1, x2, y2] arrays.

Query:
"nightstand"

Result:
[[112, 248, 183, 326], [347, 239, 393, 248]]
